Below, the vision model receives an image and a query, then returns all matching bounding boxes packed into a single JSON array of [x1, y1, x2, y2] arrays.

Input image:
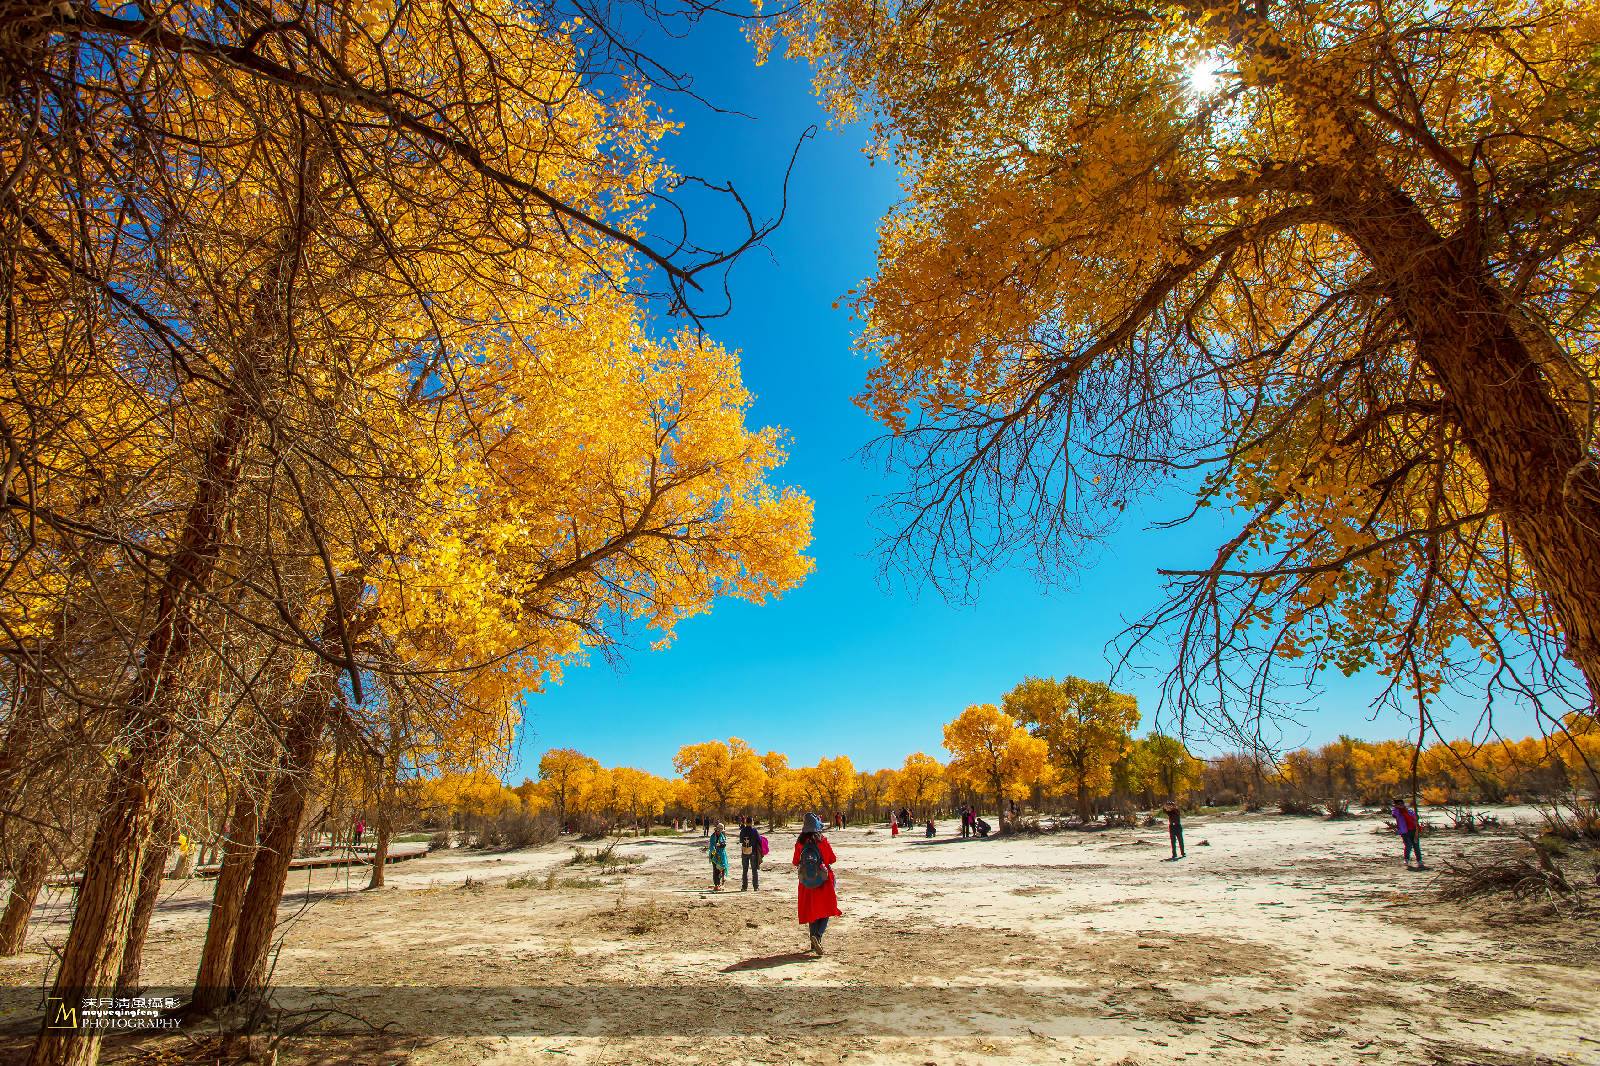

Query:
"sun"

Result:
[[1188, 59, 1221, 93]]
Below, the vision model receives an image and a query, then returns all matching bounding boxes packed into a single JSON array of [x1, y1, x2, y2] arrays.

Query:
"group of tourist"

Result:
[[701, 795, 1429, 956], [704, 811, 840, 955], [705, 815, 770, 891]]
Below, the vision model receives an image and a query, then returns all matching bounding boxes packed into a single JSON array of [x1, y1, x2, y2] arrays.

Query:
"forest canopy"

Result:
[[761, 0, 1600, 740], [2, 2, 811, 1062]]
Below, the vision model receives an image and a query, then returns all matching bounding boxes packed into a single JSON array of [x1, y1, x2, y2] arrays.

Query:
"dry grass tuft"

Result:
[[567, 843, 646, 870]]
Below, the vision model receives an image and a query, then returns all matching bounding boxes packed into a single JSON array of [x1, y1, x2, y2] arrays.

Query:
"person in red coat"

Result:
[[793, 812, 841, 955]]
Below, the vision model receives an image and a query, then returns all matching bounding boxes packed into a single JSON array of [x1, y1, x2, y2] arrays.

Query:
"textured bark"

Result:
[[190, 790, 260, 1012], [0, 644, 52, 959], [225, 568, 365, 998], [228, 699, 327, 996], [367, 721, 400, 891], [1330, 183, 1600, 703], [0, 838, 47, 956], [32, 396, 251, 1066], [115, 829, 172, 992], [366, 805, 392, 890], [30, 749, 166, 1066]]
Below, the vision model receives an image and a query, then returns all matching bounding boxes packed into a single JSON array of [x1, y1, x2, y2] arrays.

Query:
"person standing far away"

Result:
[[1391, 796, 1427, 870], [1162, 802, 1186, 860], [925, 818, 935, 838], [794, 813, 842, 955], [354, 819, 364, 846], [709, 822, 729, 891], [890, 813, 899, 837], [738, 815, 763, 891]]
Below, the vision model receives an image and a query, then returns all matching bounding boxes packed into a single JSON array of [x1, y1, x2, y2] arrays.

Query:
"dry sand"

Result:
[[1, 810, 1595, 1065]]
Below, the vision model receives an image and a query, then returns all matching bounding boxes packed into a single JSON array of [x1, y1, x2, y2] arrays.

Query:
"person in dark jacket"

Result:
[[738, 815, 763, 890], [1162, 802, 1186, 860]]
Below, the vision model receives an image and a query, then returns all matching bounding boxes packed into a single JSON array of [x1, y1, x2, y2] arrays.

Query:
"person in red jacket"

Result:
[[794, 812, 841, 955], [1391, 797, 1426, 870]]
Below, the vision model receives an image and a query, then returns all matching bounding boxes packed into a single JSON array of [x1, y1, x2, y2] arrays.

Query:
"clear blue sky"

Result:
[[510, 15, 1535, 781]]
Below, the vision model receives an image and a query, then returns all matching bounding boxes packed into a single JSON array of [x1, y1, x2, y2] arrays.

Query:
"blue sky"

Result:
[[510, 15, 1533, 780]]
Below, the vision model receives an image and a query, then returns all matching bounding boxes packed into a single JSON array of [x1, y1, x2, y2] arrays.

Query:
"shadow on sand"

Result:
[[720, 952, 815, 973], [909, 836, 986, 846]]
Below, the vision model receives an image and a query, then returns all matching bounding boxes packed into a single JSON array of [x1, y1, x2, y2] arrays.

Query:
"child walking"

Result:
[[794, 812, 841, 955]]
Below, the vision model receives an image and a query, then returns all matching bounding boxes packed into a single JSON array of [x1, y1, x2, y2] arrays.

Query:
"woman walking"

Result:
[[709, 822, 729, 891], [794, 813, 841, 955]]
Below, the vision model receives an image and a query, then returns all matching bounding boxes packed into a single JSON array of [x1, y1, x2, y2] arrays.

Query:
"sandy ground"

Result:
[[1, 810, 1596, 1065]]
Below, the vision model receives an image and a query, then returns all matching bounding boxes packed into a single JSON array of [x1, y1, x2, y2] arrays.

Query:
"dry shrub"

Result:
[[1324, 798, 1353, 819], [1438, 839, 1594, 915], [567, 843, 645, 869], [1541, 798, 1600, 841], [571, 812, 612, 838], [1210, 789, 1241, 807], [1279, 797, 1325, 816], [428, 831, 451, 851], [1445, 805, 1496, 833], [476, 811, 558, 850], [628, 902, 663, 935], [1008, 816, 1085, 835]]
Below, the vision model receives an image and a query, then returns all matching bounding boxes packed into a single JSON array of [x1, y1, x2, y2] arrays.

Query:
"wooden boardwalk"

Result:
[[193, 841, 430, 877], [45, 842, 431, 888]]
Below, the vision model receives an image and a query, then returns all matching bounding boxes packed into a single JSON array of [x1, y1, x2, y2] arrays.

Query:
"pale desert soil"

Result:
[[1, 810, 1595, 1065]]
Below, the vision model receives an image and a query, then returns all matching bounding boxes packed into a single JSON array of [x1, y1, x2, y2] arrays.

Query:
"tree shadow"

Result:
[[909, 837, 984, 846], [720, 952, 814, 972]]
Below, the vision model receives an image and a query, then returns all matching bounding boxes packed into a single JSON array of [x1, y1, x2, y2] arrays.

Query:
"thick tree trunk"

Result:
[[368, 721, 401, 890], [33, 396, 251, 1066], [115, 829, 172, 992], [32, 740, 169, 1066], [1334, 186, 1600, 704], [191, 790, 260, 1012], [228, 692, 330, 997], [0, 838, 47, 955], [1075, 780, 1091, 823], [367, 794, 392, 890], [1, 643, 53, 959]]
